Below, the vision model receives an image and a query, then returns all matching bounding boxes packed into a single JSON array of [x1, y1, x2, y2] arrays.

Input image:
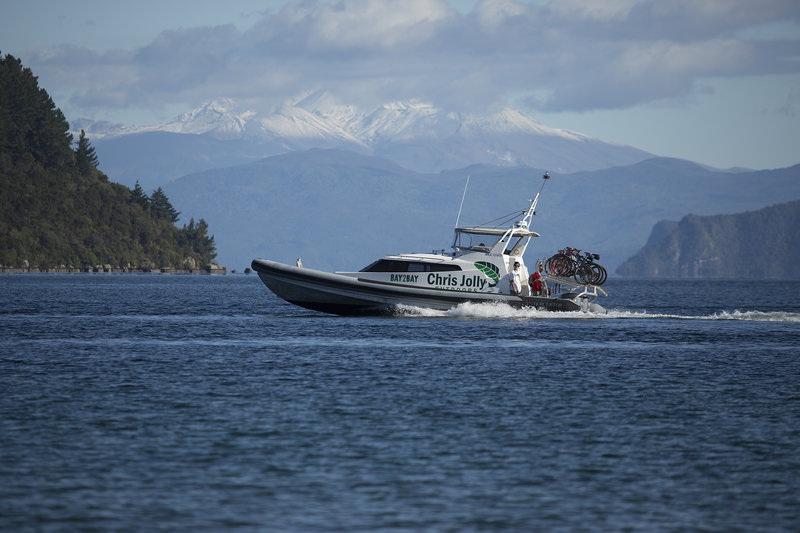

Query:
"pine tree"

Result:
[[0, 52, 73, 171], [192, 218, 216, 265], [150, 187, 180, 223], [131, 181, 150, 210], [75, 129, 99, 175]]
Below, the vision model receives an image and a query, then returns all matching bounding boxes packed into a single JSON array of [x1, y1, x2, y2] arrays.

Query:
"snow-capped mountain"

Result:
[[73, 98, 255, 140], [78, 95, 653, 189], [77, 95, 606, 146], [258, 104, 366, 146], [461, 108, 587, 140], [157, 98, 255, 139]]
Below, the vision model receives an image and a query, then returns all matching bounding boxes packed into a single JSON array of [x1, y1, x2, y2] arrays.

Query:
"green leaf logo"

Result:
[[474, 261, 500, 287]]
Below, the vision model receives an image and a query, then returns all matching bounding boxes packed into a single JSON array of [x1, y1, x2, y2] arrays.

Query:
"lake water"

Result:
[[1, 274, 799, 531]]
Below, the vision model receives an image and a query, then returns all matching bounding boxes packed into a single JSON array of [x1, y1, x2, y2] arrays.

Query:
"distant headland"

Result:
[[1, 264, 226, 275], [0, 52, 223, 274], [617, 200, 800, 279]]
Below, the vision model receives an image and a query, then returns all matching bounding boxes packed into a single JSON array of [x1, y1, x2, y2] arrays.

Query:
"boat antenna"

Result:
[[522, 171, 550, 227], [454, 175, 470, 228]]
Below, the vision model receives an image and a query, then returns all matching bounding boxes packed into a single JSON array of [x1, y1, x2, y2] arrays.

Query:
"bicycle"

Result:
[[545, 247, 607, 286]]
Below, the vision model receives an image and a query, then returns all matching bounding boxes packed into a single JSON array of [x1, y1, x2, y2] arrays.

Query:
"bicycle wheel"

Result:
[[589, 263, 607, 285], [595, 264, 608, 285], [564, 257, 578, 277], [546, 254, 566, 273], [575, 264, 594, 284], [544, 255, 558, 273], [549, 255, 572, 276]]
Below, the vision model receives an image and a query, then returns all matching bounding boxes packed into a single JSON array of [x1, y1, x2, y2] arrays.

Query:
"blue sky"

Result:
[[3, 0, 799, 170]]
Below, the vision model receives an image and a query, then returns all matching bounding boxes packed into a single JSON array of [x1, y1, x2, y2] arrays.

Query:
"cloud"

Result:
[[19, 0, 800, 120], [779, 84, 800, 117], [474, 0, 528, 30], [549, 0, 641, 22], [263, 0, 455, 50]]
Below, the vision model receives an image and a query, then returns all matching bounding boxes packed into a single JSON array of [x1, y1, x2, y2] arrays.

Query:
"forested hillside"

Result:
[[616, 200, 800, 278], [0, 53, 218, 271]]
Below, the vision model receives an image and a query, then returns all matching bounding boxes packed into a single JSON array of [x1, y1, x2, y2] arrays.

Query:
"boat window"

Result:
[[360, 260, 461, 272], [428, 263, 461, 271], [453, 231, 500, 252], [503, 236, 526, 254]]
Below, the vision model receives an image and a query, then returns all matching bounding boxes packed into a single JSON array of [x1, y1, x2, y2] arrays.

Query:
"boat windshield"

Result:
[[453, 230, 494, 252], [452, 227, 536, 254]]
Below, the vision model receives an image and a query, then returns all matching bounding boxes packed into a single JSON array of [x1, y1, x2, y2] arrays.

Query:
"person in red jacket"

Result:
[[529, 262, 549, 297]]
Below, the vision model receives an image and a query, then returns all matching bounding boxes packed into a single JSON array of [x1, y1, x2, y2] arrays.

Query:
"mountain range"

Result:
[[70, 96, 800, 277], [77, 95, 653, 190], [161, 150, 800, 273]]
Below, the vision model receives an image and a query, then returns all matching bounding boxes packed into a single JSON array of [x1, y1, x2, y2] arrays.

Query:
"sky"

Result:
[[3, 0, 799, 170]]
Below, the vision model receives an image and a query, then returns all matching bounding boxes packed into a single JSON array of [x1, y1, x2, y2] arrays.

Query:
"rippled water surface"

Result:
[[1, 275, 799, 531]]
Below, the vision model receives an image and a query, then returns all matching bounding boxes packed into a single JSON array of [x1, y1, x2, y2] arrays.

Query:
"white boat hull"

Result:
[[252, 259, 586, 315]]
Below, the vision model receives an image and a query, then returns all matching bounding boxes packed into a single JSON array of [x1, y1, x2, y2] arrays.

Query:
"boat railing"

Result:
[[544, 274, 608, 302]]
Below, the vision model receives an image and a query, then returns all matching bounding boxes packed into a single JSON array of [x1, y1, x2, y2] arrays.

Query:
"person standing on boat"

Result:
[[509, 261, 522, 295], [530, 262, 548, 297]]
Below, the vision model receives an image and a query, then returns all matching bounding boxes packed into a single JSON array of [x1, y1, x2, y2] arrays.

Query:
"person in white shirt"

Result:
[[509, 261, 522, 295]]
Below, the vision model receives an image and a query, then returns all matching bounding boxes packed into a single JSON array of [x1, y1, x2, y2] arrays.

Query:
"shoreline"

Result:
[[1, 267, 229, 275]]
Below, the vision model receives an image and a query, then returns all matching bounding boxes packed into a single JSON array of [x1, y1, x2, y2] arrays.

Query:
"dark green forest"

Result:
[[0, 53, 217, 271]]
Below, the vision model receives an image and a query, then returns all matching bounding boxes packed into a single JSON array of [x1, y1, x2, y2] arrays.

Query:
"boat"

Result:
[[252, 173, 607, 315]]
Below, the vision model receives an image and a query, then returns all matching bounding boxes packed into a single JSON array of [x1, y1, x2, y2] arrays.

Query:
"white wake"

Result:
[[393, 302, 800, 323]]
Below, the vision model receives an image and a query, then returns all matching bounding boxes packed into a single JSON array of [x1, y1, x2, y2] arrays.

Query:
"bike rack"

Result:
[[544, 275, 608, 302]]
